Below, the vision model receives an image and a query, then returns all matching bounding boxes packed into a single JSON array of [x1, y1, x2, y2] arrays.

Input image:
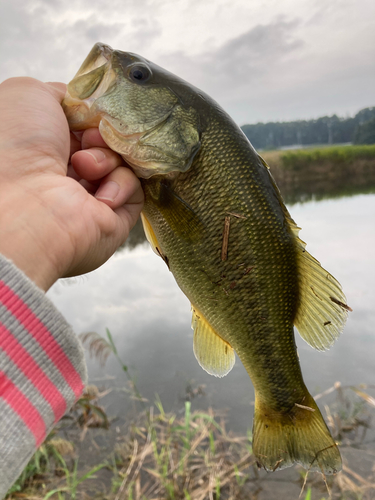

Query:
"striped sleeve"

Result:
[[0, 255, 87, 498]]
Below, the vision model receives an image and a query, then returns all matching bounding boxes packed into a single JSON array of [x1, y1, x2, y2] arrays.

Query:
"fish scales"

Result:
[[142, 114, 304, 409], [63, 43, 350, 474]]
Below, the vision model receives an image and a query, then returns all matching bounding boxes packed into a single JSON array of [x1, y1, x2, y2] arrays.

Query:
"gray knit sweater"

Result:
[[0, 255, 87, 498]]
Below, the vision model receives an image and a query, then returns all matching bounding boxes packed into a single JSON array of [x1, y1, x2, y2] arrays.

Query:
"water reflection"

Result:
[[271, 157, 375, 205], [48, 186, 375, 435]]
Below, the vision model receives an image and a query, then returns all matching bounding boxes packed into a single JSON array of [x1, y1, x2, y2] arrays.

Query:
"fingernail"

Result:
[[85, 149, 106, 164], [95, 181, 120, 202]]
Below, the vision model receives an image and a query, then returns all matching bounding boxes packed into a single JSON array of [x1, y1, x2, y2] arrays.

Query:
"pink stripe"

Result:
[[0, 281, 84, 399], [0, 371, 46, 447], [0, 323, 67, 422]]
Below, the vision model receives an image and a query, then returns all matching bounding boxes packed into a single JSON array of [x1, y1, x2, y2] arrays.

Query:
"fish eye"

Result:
[[129, 64, 152, 83]]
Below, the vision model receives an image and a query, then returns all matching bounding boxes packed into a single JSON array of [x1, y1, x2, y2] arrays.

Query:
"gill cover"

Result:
[[99, 103, 201, 178]]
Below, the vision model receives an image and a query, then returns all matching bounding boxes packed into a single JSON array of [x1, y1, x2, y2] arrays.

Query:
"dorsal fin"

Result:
[[291, 223, 351, 350], [191, 307, 235, 377], [259, 155, 351, 351]]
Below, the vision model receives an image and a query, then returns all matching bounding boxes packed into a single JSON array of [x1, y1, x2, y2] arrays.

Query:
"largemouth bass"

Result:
[[63, 43, 351, 474]]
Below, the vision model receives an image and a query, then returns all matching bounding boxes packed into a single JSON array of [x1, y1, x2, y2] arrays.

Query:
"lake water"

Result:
[[47, 192, 375, 437]]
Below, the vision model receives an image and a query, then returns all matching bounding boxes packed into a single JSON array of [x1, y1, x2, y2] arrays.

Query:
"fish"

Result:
[[63, 43, 351, 474]]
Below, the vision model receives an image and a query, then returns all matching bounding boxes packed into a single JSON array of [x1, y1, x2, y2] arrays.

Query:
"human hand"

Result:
[[0, 77, 144, 291]]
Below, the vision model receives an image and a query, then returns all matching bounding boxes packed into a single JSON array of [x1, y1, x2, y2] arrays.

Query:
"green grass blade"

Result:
[[43, 488, 68, 499], [106, 328, 117, 355], [76, 463, 107, 483], [304, 488, 312, 500]]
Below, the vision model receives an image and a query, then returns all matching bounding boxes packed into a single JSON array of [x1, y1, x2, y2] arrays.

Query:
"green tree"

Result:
[[241, 107, 375, 150], [353, 117, 375, 144]]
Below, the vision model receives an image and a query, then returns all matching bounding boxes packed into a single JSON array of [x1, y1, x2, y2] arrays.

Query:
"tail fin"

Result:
[[252, 392, 341, 474]]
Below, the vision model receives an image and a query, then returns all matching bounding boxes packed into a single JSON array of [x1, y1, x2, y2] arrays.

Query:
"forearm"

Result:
[[0, 255, 87, 498]]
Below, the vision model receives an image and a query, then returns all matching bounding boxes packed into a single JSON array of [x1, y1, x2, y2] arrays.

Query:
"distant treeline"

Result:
[[241, 107, 375, 150]]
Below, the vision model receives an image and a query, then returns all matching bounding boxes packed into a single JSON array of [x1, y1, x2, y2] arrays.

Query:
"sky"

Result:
[[0, 0, 374, 125]]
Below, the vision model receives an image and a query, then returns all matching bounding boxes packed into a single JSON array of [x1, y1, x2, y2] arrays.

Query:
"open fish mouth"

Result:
[[62, 43, 117, 130]]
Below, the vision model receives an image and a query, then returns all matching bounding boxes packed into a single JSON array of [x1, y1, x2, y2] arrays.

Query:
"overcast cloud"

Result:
[[0, 0, 374, 124]]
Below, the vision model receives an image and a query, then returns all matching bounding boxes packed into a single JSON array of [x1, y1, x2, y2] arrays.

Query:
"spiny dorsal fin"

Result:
[[258, 155, 351, 351], [191, 307, 235, 377]]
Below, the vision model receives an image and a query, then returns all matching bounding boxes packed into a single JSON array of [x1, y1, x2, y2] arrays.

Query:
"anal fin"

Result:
[[191, 307, 235, 377]]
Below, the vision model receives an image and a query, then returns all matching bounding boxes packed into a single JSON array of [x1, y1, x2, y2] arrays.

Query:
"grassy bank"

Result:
[[7, 330, 375, 499], [264, 145, 375, 171], [261, 145, 375, 204], [7, 385, 375, 500]]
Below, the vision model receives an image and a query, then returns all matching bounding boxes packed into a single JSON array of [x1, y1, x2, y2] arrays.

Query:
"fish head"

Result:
[[63, 43, 201, 178]]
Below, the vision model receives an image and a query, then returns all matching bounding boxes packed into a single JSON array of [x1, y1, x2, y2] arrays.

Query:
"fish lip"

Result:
[[63, 43, 116, 129], [62, 96, 96, 130], [96, 43, 113, 60]]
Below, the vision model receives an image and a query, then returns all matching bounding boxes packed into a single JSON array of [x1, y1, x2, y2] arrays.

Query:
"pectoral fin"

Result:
[[154, 183, 205, 243], [140, 213, 160, 256], [191, 307, 235, 377]]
